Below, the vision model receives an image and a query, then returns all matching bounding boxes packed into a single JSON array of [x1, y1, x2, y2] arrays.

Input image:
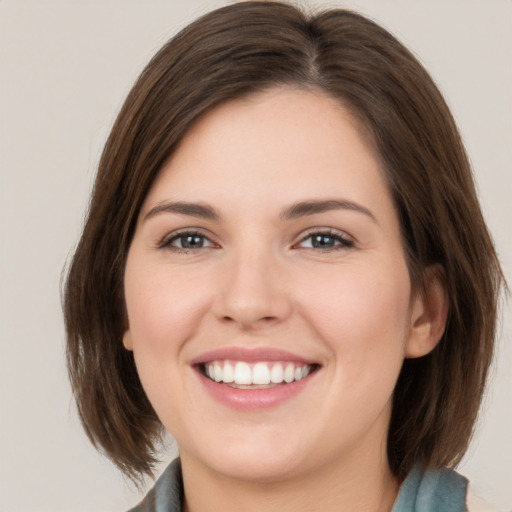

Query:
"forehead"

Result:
[[142, 87, 392, 218]]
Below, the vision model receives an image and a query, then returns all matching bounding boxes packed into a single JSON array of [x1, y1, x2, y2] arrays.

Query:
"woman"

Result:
[[64, 2, 505, 511]]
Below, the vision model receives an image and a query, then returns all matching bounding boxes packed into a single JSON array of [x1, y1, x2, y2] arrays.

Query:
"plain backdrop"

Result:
[[1, 1, 511, 511]]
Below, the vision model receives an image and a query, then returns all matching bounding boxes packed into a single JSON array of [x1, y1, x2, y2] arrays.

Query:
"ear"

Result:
[[122, 330, 134, 351], [405, 265, 449, 358]]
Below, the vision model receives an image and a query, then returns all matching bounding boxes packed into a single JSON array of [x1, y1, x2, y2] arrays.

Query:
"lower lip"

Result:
[[197, 370, 316, 411]]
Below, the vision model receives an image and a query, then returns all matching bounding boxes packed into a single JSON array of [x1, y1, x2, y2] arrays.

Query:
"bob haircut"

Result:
[[64, 0, 504, 483]]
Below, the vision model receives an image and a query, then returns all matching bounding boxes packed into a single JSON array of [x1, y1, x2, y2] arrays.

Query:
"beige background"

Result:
[[1, 1, 510, 511]]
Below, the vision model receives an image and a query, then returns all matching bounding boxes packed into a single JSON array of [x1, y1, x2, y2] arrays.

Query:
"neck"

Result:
[[181, 437, 400, 512]]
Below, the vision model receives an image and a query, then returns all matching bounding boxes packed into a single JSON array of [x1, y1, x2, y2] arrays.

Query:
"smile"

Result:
[[192, 347, 321, 410], [202, 360, 316, 388]]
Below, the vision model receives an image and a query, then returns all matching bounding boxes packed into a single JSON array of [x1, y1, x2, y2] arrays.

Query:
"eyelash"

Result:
[[159, 230, 216, 252], [295, 229, 354, 251], [158, 229, 354, 253]]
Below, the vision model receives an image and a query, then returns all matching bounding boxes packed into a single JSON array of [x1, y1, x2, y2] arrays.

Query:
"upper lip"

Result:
[[190, 347, 319, 366]]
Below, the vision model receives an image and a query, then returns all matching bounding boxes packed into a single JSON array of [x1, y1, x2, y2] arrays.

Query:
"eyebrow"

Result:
[[143, 198, 377, 224], [281, 199, 378, 224], [143, 201, 220, 222]]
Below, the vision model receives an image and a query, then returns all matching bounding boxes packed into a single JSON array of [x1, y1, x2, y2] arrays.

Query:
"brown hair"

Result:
[[64, 1, 504, 483]]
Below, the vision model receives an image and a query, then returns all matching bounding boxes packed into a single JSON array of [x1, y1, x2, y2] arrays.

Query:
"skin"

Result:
[[123, 87, 447, 512]]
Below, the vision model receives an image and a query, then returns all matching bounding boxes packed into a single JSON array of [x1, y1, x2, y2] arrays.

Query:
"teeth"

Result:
[[284, 363, 295, 383], [214, 362, 222, 382], [253, 362, 271, 385], [270, 363, 284, 384], [223, 362, 234, 383], [234, 362, 252, 385], [204, 361, 314, 386]]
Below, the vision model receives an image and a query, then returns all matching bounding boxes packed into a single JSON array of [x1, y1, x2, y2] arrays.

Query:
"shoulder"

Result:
[[393, 467, 466, 511], [127, 458, 183, 512], [393, 467, 506, 512]]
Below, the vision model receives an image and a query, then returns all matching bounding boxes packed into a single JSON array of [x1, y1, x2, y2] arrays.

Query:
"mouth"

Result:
[[191, 347, 321, 409], [199, 360, 320, 389]]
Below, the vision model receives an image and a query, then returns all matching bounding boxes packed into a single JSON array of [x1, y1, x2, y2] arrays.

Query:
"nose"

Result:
[[213, 250, 292, 331]]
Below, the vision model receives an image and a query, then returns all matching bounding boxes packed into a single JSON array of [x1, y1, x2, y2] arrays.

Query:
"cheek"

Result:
[[123, 259, 213, 355], [122, 258, 215, 425], [296, 261, 412, 370]]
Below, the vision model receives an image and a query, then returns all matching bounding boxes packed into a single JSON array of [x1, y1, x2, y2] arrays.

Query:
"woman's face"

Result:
[[123, 88, 423, 482]]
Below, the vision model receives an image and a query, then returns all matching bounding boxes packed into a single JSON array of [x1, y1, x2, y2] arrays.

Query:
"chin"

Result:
[[211, 451, 305, 483], [181, 427, 314, 483]]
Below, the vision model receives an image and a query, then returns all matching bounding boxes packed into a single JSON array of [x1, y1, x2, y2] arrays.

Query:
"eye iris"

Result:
[[312, 234, 336, 248], [181, 235, 204, 248]]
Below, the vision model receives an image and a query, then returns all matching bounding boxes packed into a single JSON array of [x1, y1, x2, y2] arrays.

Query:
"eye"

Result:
[[160, 231, 216, 251], [297, 230, 354, 250]]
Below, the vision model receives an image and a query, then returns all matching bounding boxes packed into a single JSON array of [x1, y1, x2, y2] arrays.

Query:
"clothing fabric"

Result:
[[128, 459, 183, 512], [391, 466, 468, 512], [127, 458, 469, 512]]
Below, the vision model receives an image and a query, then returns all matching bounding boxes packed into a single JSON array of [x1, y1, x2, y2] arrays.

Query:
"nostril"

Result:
[[220, 314, 279, 329], [221, 315, 276, 322]]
